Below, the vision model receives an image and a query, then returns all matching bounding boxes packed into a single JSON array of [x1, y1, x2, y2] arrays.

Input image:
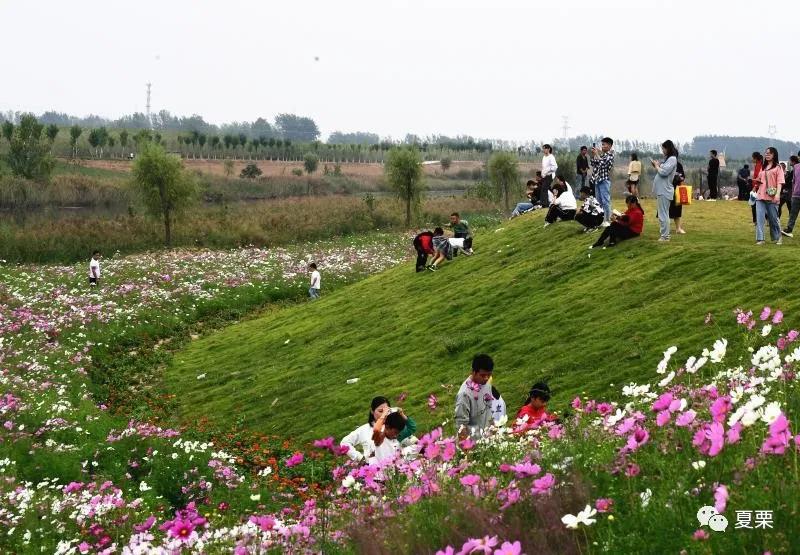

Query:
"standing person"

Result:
[[89, 250, 101, 287], [754, 147, 784, 245], [707, 150, 720, 200], [574, 186, 604, 231], [590, 195, 645, 249], [308, 263, 321, 299], [543, 175, 577, 227], [782, 156, 800, 237], [651, 140, 679, 242], [750, 152, 764, 224], [737, 164, 750, 201], [779, 162, 792, 219], [455, 354, 495, 439], [448, 212, 473, 256], [590, 138, 615, 227], [626, 153, 642, 196], [576, 146, 590, 190], [412, 230, 435, 272], [669, 161, 687, 235], [540, 144, 558, 209]]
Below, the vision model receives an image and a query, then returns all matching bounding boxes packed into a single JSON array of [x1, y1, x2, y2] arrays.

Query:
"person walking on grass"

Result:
[[626, 152, 642, 197], [590, 195, 644, 249], [543, 175, 577, 227], [308, 263, 321, 299], [576, 146, 590, 190], [707, 150, 720, 200], [781, 156, 800, 238], [590, 138, 615, 227], [540, 144, 558, 209], [455, 354, 495, 439], [651, 140, 679, 242], [754, 147, 784, 245], [89, 250, 101, 287]]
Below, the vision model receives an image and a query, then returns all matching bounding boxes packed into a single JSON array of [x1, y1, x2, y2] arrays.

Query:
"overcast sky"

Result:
[[2, 0, 796, 144]]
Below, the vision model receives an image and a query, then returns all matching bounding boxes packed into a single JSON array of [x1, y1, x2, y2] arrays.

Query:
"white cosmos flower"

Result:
[[657, 346, 678, 374], [686, 356, 708, 374], [761, 402, 782, 424], [561, 505, 598, 529], [342, 475, 355, 488], [761, 324, 772, 337], [691, 460, 706, 470], [249, 494, 261, 501], [740, 408, 761, 427], [708, 339, 727, 363], [640, 488, 653, 508], [658, 371, 675, 387]]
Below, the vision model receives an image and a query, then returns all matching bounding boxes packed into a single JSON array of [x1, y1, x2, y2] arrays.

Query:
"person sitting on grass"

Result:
[[574, 186, 604, 232], [427, 227, 452, 271], [590, 195, 645, 249], [543, 175, 577, 227], [448, 212, 474, 256], [455, 354, 495, 439], [341, 396, 416, 462], [368, 410, 408, 463], [511, 172, 548, 218], [515, 382, 558, 432], [413, 230, 435, 272]]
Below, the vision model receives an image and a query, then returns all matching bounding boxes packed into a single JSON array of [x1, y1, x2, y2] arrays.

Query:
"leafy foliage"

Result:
[[488, 151, 520, 210], [3, 114, 55, 181], [303, 153, 319, 175], [239, 163, 263, 179], [385, 147, 425, 226]]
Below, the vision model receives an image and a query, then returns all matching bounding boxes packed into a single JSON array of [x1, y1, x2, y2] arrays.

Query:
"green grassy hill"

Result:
[[166, 199, 799, 441]]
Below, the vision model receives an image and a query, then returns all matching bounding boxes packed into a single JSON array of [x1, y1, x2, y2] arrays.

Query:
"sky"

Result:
[[1, 0, 796, 144]]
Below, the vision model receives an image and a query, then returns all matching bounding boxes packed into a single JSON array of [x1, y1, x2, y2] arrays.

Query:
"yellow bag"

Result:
[[674, 184, 692, 205]]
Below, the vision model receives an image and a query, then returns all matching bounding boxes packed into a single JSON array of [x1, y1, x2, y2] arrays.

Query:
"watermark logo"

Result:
[[697, 506, 728, 532]]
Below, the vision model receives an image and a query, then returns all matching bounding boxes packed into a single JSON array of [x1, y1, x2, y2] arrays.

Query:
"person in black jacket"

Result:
[[707, 150, 720, 200], [576, 146, 589, 190], [737, 165, 750, 201]]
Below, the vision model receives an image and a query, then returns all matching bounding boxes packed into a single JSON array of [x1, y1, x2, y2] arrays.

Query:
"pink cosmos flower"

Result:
[[133, 515, 156, 533], [760, 306, 772, 321], [693, 529, 710, 541], [460, 474, 481, 487], [168, 518, 195, 540], [249, 515, 275, 531], [78, 542, 91, 554], [508, 462, 541, 478], [693, 422, 725, 457], [726, 423, 743, 444], [624, 462, 640, 477], [531, 473, 555, 495], [676, 410, 697, 427], [459, 437, 475, 450], [494, 541, 523, 555], [313, 437, 335, 450], [772, 310, 783, 324], [571, 397, 582, 410], [625, 427, 650, 452], [285, 452, 304, 467], [760, 413, 792, 455], [461, 535, 499, 555], [595, 498, 614, 513], [710, 396, 731, 423], [596, 402, 613, 416], [435, 547, 455, 555], [652, 392, 674, 412], [714, 484, 728, 513], [656, 410, 671, 427], [788, 329, 799, 342], [442, 440, 456, 462], [428, 394, 438, 410]]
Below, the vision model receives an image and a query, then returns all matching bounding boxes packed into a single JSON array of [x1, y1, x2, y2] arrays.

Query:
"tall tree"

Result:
[[275, 113, 320, 142], [131, 142, 196, 246], [46, 124, 59, 144], [69, 125, 82, 158], [385, 147, 425, 226], [488, 151, 520, 211], [4, 114, 55, 181], [1, 121, 14, 144], [119, 130, 129, 154]]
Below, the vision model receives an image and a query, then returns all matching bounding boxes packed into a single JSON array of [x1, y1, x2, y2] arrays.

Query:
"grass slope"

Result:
[[166, 200, 799, 441]]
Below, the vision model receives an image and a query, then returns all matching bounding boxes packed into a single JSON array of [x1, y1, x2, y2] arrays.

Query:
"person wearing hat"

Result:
[[515, 382, 557, 431]]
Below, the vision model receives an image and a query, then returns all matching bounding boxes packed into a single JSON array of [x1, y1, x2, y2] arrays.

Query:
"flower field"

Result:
[[1, 230, 798, 553]]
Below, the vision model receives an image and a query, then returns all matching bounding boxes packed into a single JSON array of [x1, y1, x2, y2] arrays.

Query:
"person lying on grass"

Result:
[[514, 381, 558, 432], [427, 227, 452, 271], [340, 396, 416, 462], [590, 195, 644, 249]]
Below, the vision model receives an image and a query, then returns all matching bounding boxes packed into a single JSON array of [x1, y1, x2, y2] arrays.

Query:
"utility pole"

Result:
[[146, 82, 153, 130], [767, 124, 777, 141], [561, 115, 570, 142]]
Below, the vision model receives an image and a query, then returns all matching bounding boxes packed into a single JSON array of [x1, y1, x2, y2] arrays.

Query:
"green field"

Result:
[[166, 199, 800, 441]]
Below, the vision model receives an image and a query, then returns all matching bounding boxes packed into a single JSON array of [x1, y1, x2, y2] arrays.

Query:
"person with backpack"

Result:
[[412, 230, 435, 272]]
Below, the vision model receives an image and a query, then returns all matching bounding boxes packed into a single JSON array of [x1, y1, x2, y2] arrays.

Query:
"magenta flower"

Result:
[[595, 498, 614, 513], [78, 542, 91, 554], [693, 529, 710, 541], [652, 392, 674, 412], [494, 540, 523, 555], [760, 306, 772, 321], [442, 440, 456, 462], [428, 394, 438, 410], [772, 310, 784, 324], [676, 410, 697, 427], [714, 484, 728, 513], [133, 515, 156, 533], [710, 396, 731, 423], [625, 427, 650, 452], [760, 413, 792, 455], [693, 422, 725, 457], [788, 329, 799, 342], [249, 515, 275, 531], [459, 437, 475, 450], [168, 518, 195, 540], [531, 473, 555, 495], [509, 461, 541, 478], [656, 410, 671, 427], [726, 423, 743, 444], [624, 462, 640, 477], [460, 474, 481, 487], [571, 397, 582, 410], [285, 452, 304, 467], [313, 437, 335, 450], [435, 547, 455, 555], [461, 535, 499, 555], [596, 402, 613, 416]]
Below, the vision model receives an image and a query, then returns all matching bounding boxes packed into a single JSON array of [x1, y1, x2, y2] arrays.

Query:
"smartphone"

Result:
[[592, 143, 596, 148]]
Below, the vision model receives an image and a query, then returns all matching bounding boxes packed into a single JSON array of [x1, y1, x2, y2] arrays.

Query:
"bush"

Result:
[[291, 168, 303, 177], [554, 151, 577, 185], [239, 164, 263, 179]]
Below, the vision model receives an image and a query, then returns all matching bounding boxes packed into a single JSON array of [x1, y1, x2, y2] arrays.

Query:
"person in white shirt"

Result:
[[308, 263, 321, 299], [490, 385, 507, 424], [89, 250, 101, 286], [539, 144, 558, 208], [543, 176, 577, 227], [340, 400, 409, 464]]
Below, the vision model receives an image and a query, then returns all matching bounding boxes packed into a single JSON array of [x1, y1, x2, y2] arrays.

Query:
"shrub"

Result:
[[239, 164, 263, 179]]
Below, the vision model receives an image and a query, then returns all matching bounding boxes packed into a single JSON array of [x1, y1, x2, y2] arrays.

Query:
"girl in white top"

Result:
[[340, 396, 414, 462]]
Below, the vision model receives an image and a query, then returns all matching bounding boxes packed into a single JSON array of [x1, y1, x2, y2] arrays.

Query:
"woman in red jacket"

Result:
[[590, 195, 644, 249]]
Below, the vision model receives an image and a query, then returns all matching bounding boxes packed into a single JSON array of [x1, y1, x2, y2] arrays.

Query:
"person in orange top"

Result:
[[515, 382, 557, 431]]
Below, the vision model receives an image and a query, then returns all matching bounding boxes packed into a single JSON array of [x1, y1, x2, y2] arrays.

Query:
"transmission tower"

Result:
[[767, 124, 777, 141], [561, 116, 571, 141], [146, 82, 153, 130]]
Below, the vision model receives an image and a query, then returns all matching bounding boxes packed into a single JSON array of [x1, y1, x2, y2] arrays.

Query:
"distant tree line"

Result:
[[686, 135, 800, 160]]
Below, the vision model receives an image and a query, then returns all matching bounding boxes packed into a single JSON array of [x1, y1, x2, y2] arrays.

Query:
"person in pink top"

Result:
[[754, 147, 784, 245], [781, 155, 800, 238]]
